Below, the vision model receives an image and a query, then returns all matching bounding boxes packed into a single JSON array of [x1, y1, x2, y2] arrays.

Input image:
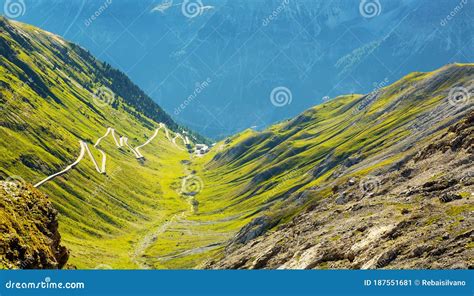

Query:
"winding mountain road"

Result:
[[34, 123, 186, 188], [33, 122, 197, 268], [172, 133, 189, 150], [135, 124, 164, 158], [33, 140, 86, 187]]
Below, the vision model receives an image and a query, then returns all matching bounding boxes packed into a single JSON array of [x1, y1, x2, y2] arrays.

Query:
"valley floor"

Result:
[[0, 14, 472, 269]]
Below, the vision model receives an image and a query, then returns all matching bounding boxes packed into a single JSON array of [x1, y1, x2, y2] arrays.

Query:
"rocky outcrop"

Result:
[[206, 111, 474, 270], [0, 182, 69, 269], [414, 111, 474, 162], [228, 216, 278, 247]]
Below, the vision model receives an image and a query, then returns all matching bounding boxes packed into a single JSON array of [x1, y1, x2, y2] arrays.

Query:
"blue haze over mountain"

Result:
[[11, 0, 474, 138]]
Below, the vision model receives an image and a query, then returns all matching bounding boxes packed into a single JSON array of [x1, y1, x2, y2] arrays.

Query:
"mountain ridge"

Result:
[[19, 0, 474, 138], [206, 110, 473, 269], [0, 18, 473, 269], [193, 63, 473, 269], [0, 17, 196, 268], [0, 16, 208, 143]]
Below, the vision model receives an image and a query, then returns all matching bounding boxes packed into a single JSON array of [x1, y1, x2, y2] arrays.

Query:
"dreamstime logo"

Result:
[[448, 85, 472, 107], [93, 86, 115, 107], [440, 0, 468, 27], [359, 0, 382, 19], [5, 276, 85, 289], [359, 176, 381, 195], [174, 77, 212, 116], [181, 175, 204, 195], [3, 0, 26, 19], [270, 86, 292, 107], [270, 168, 302, 196], [410, 108, 437, 132], [19, 257, 36, 269], [262, 0, 290, 26], [2, 175, 26, 197], [84, 0, 113, 27], [181, 0, 204, 18], [353, 77, 389, 115], [90, 167, 122, 200]]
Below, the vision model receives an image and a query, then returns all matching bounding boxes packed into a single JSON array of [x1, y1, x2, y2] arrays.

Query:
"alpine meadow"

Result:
[[0, 0, 473, 272]]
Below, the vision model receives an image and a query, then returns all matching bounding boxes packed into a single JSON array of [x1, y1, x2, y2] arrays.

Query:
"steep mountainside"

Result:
[[21, 0, 474, 137], [207, 111, 473, 269], [0, 18, 472, 270], [125, 63, 474, 269], [0, 17, 195, 268], [189, 64, 473, 269]]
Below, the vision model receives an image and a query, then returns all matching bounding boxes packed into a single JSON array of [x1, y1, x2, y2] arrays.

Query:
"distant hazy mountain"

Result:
[[10, 0, 474, 138], [1, 17, 472, 269]]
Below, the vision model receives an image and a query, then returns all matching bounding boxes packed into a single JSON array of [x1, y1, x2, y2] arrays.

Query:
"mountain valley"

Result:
[[0, 18, 472, 270]]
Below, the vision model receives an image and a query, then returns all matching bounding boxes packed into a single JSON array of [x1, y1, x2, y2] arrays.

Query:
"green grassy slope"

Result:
[[0, 17, 194, 268], [1, 18, 472, 269], [151, 63, 473, 268]]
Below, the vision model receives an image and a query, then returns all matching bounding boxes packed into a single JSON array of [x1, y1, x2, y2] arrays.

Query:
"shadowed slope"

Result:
[[0, 18, 192, 268], [183, 64, 473, 269], [1, 17, 472, 269]]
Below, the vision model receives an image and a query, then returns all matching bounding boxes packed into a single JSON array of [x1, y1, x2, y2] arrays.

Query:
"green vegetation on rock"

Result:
[[1, 17, 472, 269]]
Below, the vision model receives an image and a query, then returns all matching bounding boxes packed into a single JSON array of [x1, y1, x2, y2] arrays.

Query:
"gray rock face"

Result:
[[229, 216, 276, 247], [206, 111, 474, 270]]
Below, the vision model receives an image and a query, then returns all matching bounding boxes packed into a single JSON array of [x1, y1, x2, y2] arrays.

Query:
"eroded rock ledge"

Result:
[[206, 111, 473, 270], [0, 182, 69, 269]]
